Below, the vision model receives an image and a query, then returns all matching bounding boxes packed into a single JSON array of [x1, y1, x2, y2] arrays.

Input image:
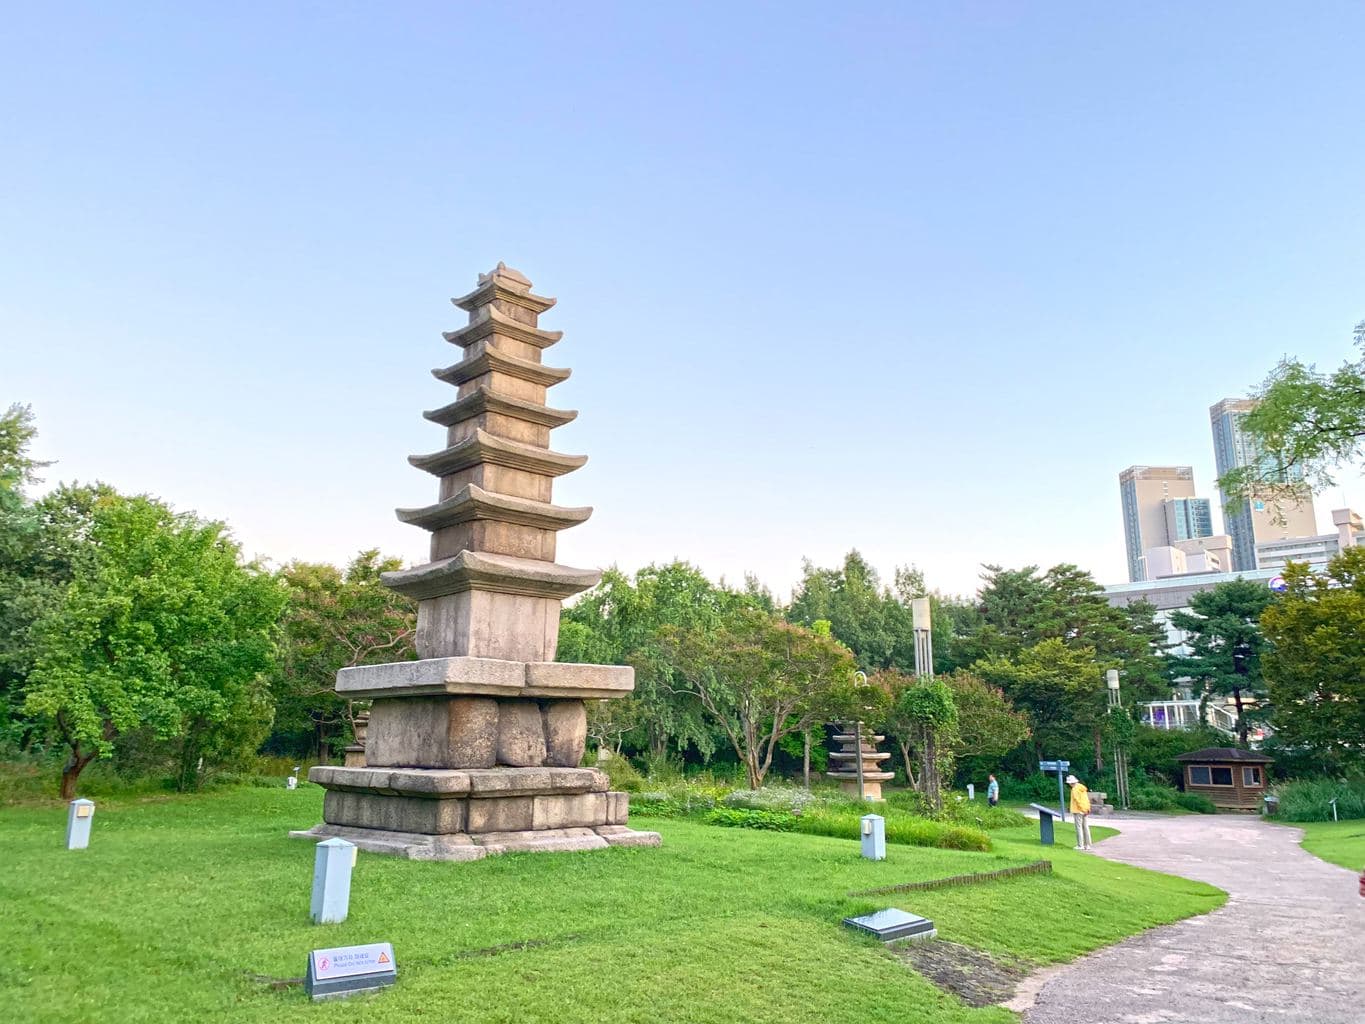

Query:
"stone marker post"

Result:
[[311, 837, 355, 924], [292, 265, 659, 860], [66, 798, 94, 850]]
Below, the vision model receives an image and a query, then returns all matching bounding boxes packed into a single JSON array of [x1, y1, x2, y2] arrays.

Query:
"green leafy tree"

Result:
[[559, 562, 757, 760], [654, 609, 856, 788], [1167, 579, 1274, 747], [1219, 320, 1365, 504], [271, 551, 416, 757], [23, 489, 285, 796], [972, 638, 1105, 765], [788, 550, 929, 671], [1260, 549, 1365, 771], [875, 670, 957, 809], [943, 669, 1030, 761]]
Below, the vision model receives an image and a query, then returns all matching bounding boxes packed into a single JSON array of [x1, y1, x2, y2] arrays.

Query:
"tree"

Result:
[[271, 551, 416, 758], [943, 670, 1030, 761], [1167, 579, 1274, 747], [972, 638, 1105, 765], [654, 609, 856, 788], [788, 550, 933, 672], [559, 562, 757, 761], [1219, 320, 1365, 504], [1260, 549, 1365, 772], [876, 670, 957, 810], [23, 489, 285, 797]]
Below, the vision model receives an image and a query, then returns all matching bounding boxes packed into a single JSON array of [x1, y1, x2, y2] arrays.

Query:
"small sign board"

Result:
[[1038, 760, 1070, 772], [843, 908, 936, 943], [1268, 575, 1288, 593], [305, 942, 396, 1001]]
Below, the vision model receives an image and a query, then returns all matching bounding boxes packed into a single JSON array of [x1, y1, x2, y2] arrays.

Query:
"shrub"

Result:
[[600, 755, 646, 793], [631, 792, 685, 818], [937, 797, 1031, 831], [1174, 792, 1217, 814], [793, 806, 991, 852], [1273, 777, 1365, 822], [723, 786, 819, 814], [705, 807, 797, 831]]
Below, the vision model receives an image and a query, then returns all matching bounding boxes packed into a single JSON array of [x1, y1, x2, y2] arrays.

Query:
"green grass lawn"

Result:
[[1289, 819, 1365, 871], [0, 786, 1223, 1023]]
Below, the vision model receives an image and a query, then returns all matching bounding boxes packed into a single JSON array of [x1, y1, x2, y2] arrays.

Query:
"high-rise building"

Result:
[[1164, 497, 1213, 543], [1210, 398, 1317, 571], [1119, 466, 1211, 581]]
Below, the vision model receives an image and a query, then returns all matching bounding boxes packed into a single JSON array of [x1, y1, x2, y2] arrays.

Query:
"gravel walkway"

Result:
[[1015, 814, 1365, 1023]]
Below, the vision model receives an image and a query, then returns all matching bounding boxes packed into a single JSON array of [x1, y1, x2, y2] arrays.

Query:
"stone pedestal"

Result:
[[827, 730, 896, 801], [343, 712, 369, 768], [293, 265, 659, 859]]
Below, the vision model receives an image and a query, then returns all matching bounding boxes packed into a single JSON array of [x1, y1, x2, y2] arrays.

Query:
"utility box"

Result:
[[1029, 803, 1063, 846], [311, 837, 356, 924], [66, 799, 95, 850], [860, 813, 886, 861]]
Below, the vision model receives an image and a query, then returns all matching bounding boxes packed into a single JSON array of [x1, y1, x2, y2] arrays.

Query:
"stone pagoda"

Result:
[[827, 727, 894, 800], [293, 264, 660, 859]]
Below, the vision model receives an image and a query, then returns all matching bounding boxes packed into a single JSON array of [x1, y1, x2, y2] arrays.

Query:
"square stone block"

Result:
[[467, 795, 534, 833], [416, 590, 560, 662], [497, 699, 547, 766], [605, 791, 630, 825], [366, 695, 498, 769], [541, 700, 587, 767], [532, 791, 608, 830], [324, 790, 467, 835]]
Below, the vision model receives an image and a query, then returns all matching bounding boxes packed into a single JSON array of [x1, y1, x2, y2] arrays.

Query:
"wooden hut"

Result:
[[1175, 747, 1273, 812]]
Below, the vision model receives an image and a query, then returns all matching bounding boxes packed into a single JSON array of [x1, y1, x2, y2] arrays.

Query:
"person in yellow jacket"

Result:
[[1067, 774, 1093, 851]]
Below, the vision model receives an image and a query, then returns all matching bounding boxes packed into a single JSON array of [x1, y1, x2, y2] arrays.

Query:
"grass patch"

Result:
[[0, 786, 1223, 1023], [1289, 819, 1365, 871]]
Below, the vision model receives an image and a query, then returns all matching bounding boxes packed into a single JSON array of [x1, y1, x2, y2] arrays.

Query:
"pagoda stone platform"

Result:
[[292, 265, 659, 860]]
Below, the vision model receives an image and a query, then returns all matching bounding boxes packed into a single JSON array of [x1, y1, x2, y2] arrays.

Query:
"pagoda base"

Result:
[[291, 765, 660, 860], [827, 771, 896, 801]]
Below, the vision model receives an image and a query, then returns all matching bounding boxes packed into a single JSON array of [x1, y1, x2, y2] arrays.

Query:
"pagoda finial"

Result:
[[478, 261, 533, 290]]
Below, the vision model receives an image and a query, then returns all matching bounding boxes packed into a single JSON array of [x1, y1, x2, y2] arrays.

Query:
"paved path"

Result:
[[1018, 814, 1365, 1024]]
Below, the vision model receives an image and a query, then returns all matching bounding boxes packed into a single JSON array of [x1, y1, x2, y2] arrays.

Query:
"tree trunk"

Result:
[[1093, 727, 1104, 774], [897, 739, 914, 790], [60, 747, 95, 801], [1233, 687, 1247, 747], [802, 729, 811, 789]]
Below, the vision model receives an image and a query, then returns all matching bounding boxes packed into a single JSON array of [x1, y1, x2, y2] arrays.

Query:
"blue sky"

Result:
[[4, 2, 1364, 598]]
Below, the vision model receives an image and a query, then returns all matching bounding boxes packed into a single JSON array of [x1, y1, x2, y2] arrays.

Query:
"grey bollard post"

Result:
[[967, 783, 975, 801], [860, 813, 886, 861], [66, 799, 95, 850], [311, 837, 356, 924]]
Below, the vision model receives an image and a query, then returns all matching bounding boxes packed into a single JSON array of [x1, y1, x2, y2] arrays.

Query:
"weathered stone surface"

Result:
[[532, 791, 607, 830], [338, 656, 524, 698], [366, 696, 498, 769], [594, 825, 663, 848], [324, 789, 466, 834], [416, 589, 563, 662], [309, 765, 607, 798], [466, 795, 534, 833], [542, 700, 587, 767], [497, 699, 547, 766], [605, 791, 630, 825], [289, 823, 487, 861], [473, 827, 608, 855], [524, 661, 634, 698]]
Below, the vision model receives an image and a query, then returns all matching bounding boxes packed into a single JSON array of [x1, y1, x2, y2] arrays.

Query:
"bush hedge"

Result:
[[1272, 777, 1365, 822]]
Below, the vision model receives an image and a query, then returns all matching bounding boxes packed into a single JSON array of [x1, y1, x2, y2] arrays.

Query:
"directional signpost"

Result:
[[1039, 759, 1070, 821]]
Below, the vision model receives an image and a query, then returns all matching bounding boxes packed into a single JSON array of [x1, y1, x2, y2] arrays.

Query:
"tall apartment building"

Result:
[[1210, 398, 1316, 571], [1119, 466, 1212, 581]]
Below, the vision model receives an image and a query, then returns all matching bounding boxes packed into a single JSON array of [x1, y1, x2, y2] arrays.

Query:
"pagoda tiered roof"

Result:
[[396, 484, 591, 533], [423, 387, 578, 429], [432, 347, 571, 388], [383, 264, 600, 646]]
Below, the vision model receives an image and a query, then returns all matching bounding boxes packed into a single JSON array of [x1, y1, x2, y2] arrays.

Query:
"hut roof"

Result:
[[1175, 747, 1274, 764]]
